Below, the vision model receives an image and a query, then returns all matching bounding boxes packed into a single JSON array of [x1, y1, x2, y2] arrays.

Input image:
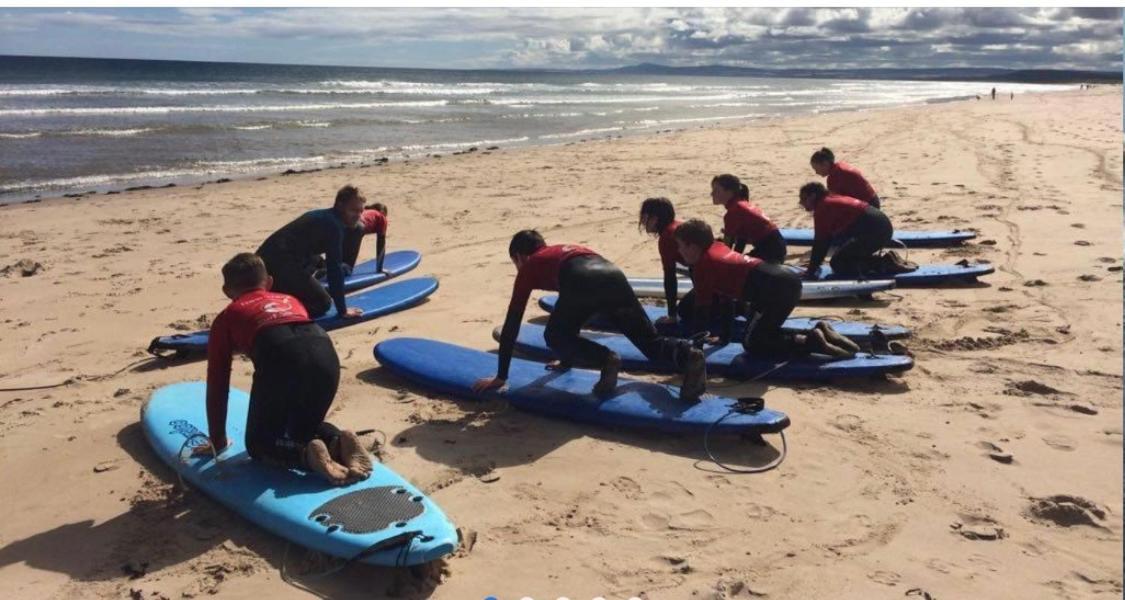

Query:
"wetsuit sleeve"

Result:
[[375, 234, 386, 273], [325, 219, 348, 315], [662, 265, 678, 318], [496, 273, 532, 380], [204, 312, 232, 449], [689, 266, 713, 334], [731, 237, 747, 254], [809, 210, 830, 271], [342, 225, 363, 270]]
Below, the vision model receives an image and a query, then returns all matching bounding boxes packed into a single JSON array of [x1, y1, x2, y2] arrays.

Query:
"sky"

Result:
[[0, 7, 1121, 71]]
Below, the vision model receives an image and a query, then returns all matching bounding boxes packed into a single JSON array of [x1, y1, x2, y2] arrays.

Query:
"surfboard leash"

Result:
[[0, 356, 156, 392], [701, 397, 788, 474]]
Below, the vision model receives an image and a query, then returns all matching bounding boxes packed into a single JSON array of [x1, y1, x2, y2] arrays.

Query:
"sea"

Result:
[[0, 55, 1075, 204]]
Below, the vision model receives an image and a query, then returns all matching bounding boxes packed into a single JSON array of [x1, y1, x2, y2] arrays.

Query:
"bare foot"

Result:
[[545, 359, 572, 372], [337, 430, 374, 481], [806, 329, 854, 358], [305, 439, 349, 485], [816, 321, 859, 354], [592, 353, 621, 397]]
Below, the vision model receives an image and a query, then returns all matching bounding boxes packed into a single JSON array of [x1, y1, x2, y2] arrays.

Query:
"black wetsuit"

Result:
[[256, 208, 349, 318], [246, 322, 341, 468], [827, 206, 894, 277], [496, 253, 694, 379], [734, 229, 787, 264], [739, 262, 804, 356]]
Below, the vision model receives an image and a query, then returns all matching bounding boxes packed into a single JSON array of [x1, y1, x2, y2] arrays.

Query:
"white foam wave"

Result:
[[0, 100, 450, 117]]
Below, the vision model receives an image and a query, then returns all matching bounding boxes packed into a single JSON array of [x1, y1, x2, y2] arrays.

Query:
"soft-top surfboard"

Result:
[[779, 228, 977, 248], [790, 262, 994, 286], [148, 277, 438, 356], [536, 295, 910, 344], [373, 338, 789, 434], [627, 276, 894, 300], [498, 323, 913, 381], [323, 250, 422, 293], [142, 382, 458, 566]]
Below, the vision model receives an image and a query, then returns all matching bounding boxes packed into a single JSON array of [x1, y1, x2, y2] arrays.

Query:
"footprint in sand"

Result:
[[868, 570, 901, 586], [1074, 240, 1092, 246], [1079, 274, 1102, 282], [610, 476, 643, 500], [831, 414, 864, 434], [641, 513, 670, 530], [1027, 495, 1108, 529], [1042, 434, 1076, 452], [669, 509, 716, 531]]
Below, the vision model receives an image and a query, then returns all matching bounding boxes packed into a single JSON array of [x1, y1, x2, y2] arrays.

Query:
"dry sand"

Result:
[[0, 87, 1121, 599]]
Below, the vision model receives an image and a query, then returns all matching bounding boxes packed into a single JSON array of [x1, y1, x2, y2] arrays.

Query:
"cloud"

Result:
[[0, 7, 1119, 70]]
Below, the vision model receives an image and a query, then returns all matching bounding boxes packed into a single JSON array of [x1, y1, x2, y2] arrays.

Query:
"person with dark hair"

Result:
[[195, 252, 373, 485], [809, 147, 881, 208], [711, 174, 786, 262], [342, 201, 389, 273], [674, 220, 857, 358], [473, 230, 707, 402], [638, 197, 687, 325], [256, 185, 366, 318], [798, 182, 894, 279]]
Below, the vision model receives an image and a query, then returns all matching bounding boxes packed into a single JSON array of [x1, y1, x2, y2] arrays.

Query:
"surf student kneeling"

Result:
[[256, 184, 366, 319], [674, 219, 858, 358], [472, 230, 708, 402], [798, 182, 894, 280], [342, 202, 389, 274], [810, 147, 881, 208], [711, 174, 787, 263], [638, 196, 690, 327], [194, 253, 373, 485]]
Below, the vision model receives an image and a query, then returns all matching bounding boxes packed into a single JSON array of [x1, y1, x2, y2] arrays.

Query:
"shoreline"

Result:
[[0, 85, 1093, 207], [0, 85, 1121, 599]]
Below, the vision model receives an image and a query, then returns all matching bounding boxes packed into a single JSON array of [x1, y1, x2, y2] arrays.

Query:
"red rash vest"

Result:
[[657, 220, 685, 273], [826, 161, 877, 204], [205, 289, 311, 446], [359, 209, 388, 235], [723, 199, 778, 244], [813, 194, 869, 242], [508, 244, 598, 313], [692, 241, 763, 308]]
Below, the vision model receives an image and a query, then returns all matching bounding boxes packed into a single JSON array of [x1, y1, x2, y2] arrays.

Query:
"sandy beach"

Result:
[[0, 86, 1121, 599]]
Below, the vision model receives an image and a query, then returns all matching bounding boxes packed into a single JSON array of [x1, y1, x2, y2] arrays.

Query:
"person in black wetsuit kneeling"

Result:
[[798, 182, 894, 280], [256, 185, 367, 319], [472, 230, 708, 402], [674, 219, 858, 358]]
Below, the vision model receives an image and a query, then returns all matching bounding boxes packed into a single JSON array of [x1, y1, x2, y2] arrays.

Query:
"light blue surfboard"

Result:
[[322, 250, 421, 293], [627, 276, 894, 300], [790, 262, 994, 286], [141, 382, 458, 566]]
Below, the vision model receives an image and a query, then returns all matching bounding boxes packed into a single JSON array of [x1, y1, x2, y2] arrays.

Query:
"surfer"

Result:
[[674, 219, 858, 358], [809, 147, 881, 208], [798, 182, 894, 279], [638, 196, 688, 326], [472, 230, 708, 402], [255, 185, 366, 319], [712, 174, 787, 262], [194, 252, 373, 485], [342, 202, 389, 274]]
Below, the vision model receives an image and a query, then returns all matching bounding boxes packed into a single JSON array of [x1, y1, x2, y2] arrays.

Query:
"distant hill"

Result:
[[608, 63, 1121, 84]]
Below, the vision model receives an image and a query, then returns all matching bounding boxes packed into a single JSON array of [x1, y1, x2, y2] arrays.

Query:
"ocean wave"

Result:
[[538, 126, 624, 140], [0, 100, 451, 117], [0, 132, 43, 139]]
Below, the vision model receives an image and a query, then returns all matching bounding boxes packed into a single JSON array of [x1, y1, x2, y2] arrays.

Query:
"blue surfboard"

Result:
[[148, 277, 438, 356], [498, 324, 913, 381], [373, 338, 789, 434], [627, 276, 894, 300], [323, 250, 422, 293], [536, 295, 910, 344], [791, 262, 994, 286], [779, 228, 976, 248], [141, 382, 458, 566]]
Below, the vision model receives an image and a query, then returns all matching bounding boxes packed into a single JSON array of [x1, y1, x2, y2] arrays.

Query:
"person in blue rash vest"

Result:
[[256, 185, 366, 319]]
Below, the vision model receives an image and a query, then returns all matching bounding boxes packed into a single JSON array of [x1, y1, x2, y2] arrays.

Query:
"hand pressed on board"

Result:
[[655, 315, 677, 326], [472, 376, 506, 393], [343, 307, 364, 319], [802, 265, 821, 280], [191, 438, 231, 458]]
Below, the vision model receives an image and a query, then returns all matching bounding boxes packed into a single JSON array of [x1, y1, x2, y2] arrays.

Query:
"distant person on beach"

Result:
[[711, 174, 787, 262], [674, 219, 857, 358], [256, 185, 366, 319], [798, 182, 895, 279], [809, 147, 882, 208], [1010, 92, 1014, 100], [195, 252, 372, 485], [472, 229, 707, 402], [991, 87, 997, 100], [343, 202, 389, 273]]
